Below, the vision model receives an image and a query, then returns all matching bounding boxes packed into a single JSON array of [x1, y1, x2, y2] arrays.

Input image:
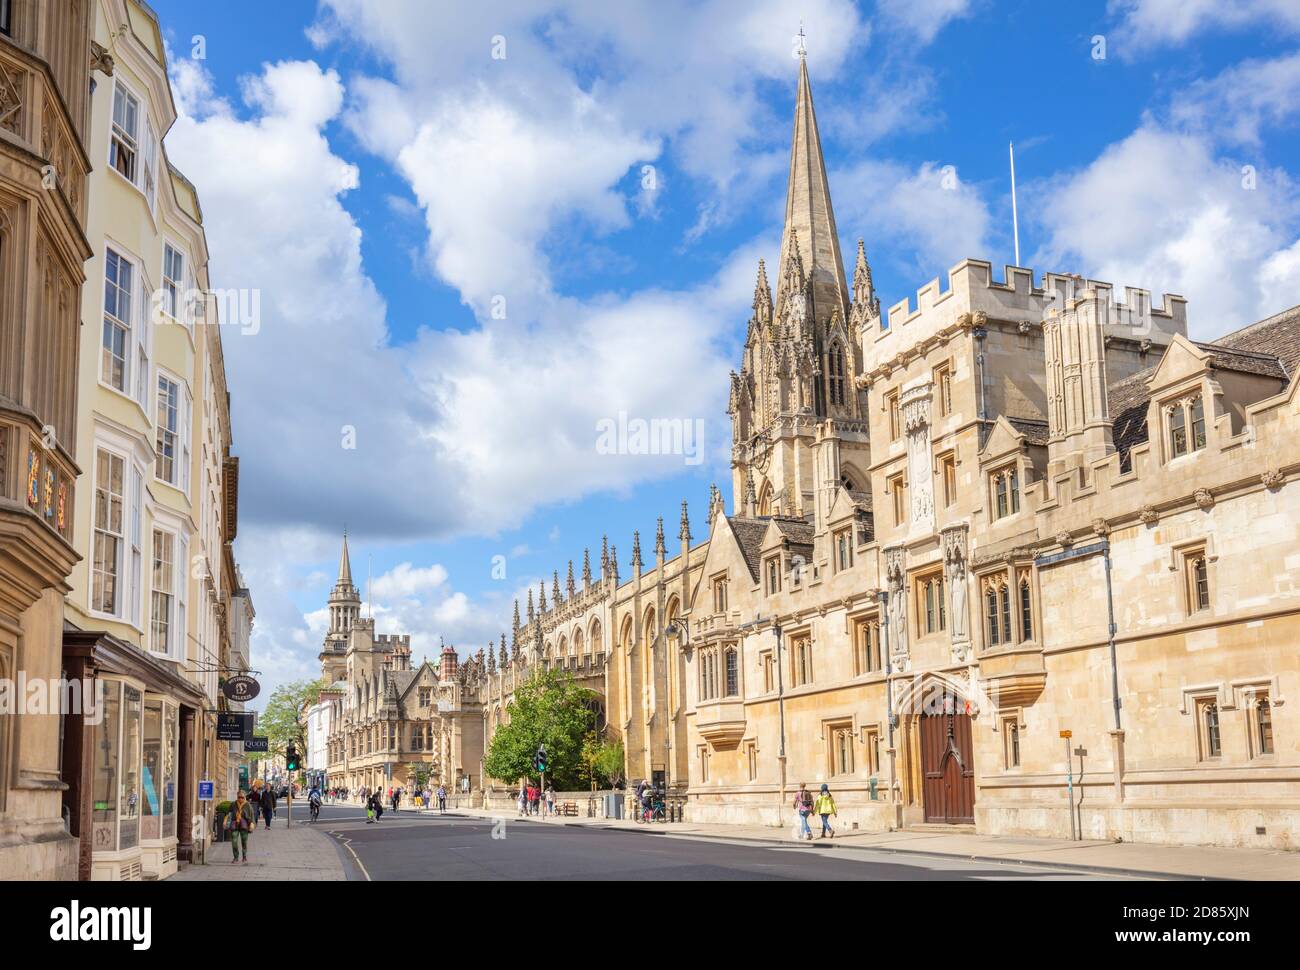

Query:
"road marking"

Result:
[[330, 830, 373, 882]]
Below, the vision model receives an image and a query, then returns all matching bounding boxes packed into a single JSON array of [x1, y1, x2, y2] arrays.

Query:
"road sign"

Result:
[[1059, 730, 1072, 738], [198, 780, 215, 801]]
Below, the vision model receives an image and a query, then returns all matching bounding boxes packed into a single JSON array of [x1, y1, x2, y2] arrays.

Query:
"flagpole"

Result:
[[1010, 141, 1021, 267]]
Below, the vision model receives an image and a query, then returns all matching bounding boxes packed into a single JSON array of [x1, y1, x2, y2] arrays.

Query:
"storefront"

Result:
[[63, 631, 205, 881]]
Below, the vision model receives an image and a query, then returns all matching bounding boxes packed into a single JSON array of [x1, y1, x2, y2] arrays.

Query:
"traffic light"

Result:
[[533, 745, 548, 773], [286, 745, 301, 772]]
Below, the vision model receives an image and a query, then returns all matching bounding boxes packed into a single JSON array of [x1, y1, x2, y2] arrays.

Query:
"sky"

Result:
[[145, 0, 1300, 702]]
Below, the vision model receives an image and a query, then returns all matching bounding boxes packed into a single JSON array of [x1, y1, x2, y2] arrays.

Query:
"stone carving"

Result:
[[884, 546, 909, 671], [941, 525, 970, 646], [1194, 487, 1215, 511], [1139, 505, 1159, 526], [1092, 518, 1110, 537], [1261, 469, 1284, 491], [1056, 531, 1075, 547], [1018, 319, 1033, 335], [901, 384, 934, 533]]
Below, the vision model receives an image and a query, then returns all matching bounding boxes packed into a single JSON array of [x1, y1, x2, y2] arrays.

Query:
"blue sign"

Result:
[[198, 780, 215, 801], [1035, 540, 1108, 568]]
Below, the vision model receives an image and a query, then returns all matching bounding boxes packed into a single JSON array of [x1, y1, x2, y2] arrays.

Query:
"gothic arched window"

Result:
[[829, 342, 847, 406]]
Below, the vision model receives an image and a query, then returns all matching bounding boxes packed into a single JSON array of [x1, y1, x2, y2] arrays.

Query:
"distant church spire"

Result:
[[776, 52, 849, 325], [338, 531, 354, 587]]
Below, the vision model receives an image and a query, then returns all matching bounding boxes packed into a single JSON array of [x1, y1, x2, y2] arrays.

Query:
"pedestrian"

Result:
[[517, 784, 527, 817], [248, 784, 262, 829], [226, 790, 255, 864], [437, 784, 447, 814], [793, 782, 814, 841], [545, 785, 556, 818], [815, 783, 837, 839], [261, 784, 276, 828], [527, 783, 539, 816], [391, 789, 400, 813]]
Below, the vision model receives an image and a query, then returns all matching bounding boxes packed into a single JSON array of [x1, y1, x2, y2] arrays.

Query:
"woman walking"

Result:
[[226, 791, 256, 863], [815, 784, 837, 839], [793, 783, 814, 841]]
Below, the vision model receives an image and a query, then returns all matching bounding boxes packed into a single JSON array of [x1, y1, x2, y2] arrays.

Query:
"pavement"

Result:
[[164, 800, 1300, 881], [169, 812, 347, 881], [443, 805, 1300, 881]]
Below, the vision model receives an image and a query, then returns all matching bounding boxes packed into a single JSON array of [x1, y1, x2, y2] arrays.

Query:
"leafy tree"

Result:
[[485, 669, 598, 790], [257, 678, 326, 758], [581, 736, 625, 790]]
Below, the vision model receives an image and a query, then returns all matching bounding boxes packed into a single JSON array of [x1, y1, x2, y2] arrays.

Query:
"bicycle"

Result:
[[309, 799, 321, 822]]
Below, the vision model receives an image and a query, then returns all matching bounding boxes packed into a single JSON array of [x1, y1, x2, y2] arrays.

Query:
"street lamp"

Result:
[[877, 588, 903, 830]]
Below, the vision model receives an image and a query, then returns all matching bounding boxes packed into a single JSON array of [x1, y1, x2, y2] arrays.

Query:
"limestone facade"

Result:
[[0, 0, 95, 882], [465, 54, 1300, 850]]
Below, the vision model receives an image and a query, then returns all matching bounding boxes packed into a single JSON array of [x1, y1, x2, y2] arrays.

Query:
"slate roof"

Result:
[[1209, 303, 1300, 377], [1108, 365, 1157, 472], [770, 516, 815, 548], [1193, 343, 1290, 381], [727, 517, 770, 581], [1008, 417, 1050, 446]]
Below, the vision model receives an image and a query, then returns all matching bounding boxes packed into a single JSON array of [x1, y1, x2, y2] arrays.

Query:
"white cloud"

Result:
[[876, 0, 973, 43], [370, 562, 449, 599], [1108, 0, 1300, 49], [833, 159, 994, 279], [1169, 52, 1300, 146], [1029, 126, 1300, 337]]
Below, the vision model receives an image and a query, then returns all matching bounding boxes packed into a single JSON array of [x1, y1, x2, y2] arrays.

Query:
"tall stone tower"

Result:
[[729, 53, 877, 526], [319, 532, 361, 682]]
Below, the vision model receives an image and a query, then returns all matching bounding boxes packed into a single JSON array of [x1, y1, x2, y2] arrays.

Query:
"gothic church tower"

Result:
[[730, 52, 878, 528], [319, 532, 361, 682]]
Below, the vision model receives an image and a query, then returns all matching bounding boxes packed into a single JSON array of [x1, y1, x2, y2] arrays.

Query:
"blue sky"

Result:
[[147, 0, 1300, 698]]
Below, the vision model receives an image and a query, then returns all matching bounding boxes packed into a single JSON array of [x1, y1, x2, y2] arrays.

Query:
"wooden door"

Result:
[[921, 705, 975, 824]]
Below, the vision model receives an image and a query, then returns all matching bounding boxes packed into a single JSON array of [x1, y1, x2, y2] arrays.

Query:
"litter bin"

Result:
[[603, 793, 623, 820]]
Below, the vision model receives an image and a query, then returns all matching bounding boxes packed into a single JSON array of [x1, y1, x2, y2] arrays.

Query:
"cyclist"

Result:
[[308, 785, 323, 822]]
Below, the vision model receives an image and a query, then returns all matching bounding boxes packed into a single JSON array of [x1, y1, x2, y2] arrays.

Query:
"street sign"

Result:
[[222, 675, 260, 702], [1059, 730, 1072, 738], [198, 780, 215, 801], [217, 712, 254, 741], [245, 736, 268, 753]]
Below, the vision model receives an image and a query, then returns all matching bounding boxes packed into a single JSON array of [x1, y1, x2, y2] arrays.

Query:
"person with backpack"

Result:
[[793, 783, 814, 840], [247, 784, 262, 830], [814, 783, 837, 839], [437, 784, 447, 814]]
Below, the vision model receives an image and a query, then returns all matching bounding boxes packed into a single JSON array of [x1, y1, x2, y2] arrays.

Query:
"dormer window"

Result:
[[712, 575, 729, 613], [765, 555, 782, 595], [1167, 394, 1206, 459], [834, 528, 853, 571], [991, 465, 1020, 520]]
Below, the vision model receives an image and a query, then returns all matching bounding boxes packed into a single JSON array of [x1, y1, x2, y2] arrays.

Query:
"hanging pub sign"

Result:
[[245, 736, 269, 753], [217, 712, 254, 742], [222, 675, 261, 703]]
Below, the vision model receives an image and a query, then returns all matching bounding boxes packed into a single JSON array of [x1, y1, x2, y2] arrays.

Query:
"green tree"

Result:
[[484, 669, 597, 790], [258, 678, 326, 758], [581, 736, 625, 790]]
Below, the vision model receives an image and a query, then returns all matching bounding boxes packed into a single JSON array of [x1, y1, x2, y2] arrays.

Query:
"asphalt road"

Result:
[[284, 802, 1131, 881]]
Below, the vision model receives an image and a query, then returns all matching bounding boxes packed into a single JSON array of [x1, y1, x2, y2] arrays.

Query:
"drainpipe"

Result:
[[877, 589, 901, 830], [774, 620, 787, 826], [1102, 540, 1121, 731]]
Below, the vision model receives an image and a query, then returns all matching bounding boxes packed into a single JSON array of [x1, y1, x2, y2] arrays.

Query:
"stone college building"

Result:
[[321, 53, 1299, 851]]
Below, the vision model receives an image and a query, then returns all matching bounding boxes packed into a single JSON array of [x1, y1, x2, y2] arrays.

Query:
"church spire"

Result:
[[337, 531, 354, 588], [776, 53, 849, 327]]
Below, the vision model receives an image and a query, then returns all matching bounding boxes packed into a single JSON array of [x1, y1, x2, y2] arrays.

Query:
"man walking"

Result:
[[437, 784, 447, 814], [391, 788, 401, 814], [261, 784, 277, 829]]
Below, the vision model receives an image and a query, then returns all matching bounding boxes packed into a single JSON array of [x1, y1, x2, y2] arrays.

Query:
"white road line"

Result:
[[329, 830, 373, 882]]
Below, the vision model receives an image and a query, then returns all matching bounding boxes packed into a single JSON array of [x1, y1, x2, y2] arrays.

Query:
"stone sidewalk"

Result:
[[446, 806, 1300, 880], [169, 820, 347, 881]]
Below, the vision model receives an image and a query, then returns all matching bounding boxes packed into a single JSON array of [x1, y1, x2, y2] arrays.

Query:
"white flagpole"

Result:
[[1010, 141, 1021, 267]]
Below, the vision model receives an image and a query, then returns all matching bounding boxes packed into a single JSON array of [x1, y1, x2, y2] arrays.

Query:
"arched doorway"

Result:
[[919, 692, 976, 824]]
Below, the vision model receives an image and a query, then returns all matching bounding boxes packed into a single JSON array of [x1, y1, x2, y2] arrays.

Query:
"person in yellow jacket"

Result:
[[814, 783, 837, 839]]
